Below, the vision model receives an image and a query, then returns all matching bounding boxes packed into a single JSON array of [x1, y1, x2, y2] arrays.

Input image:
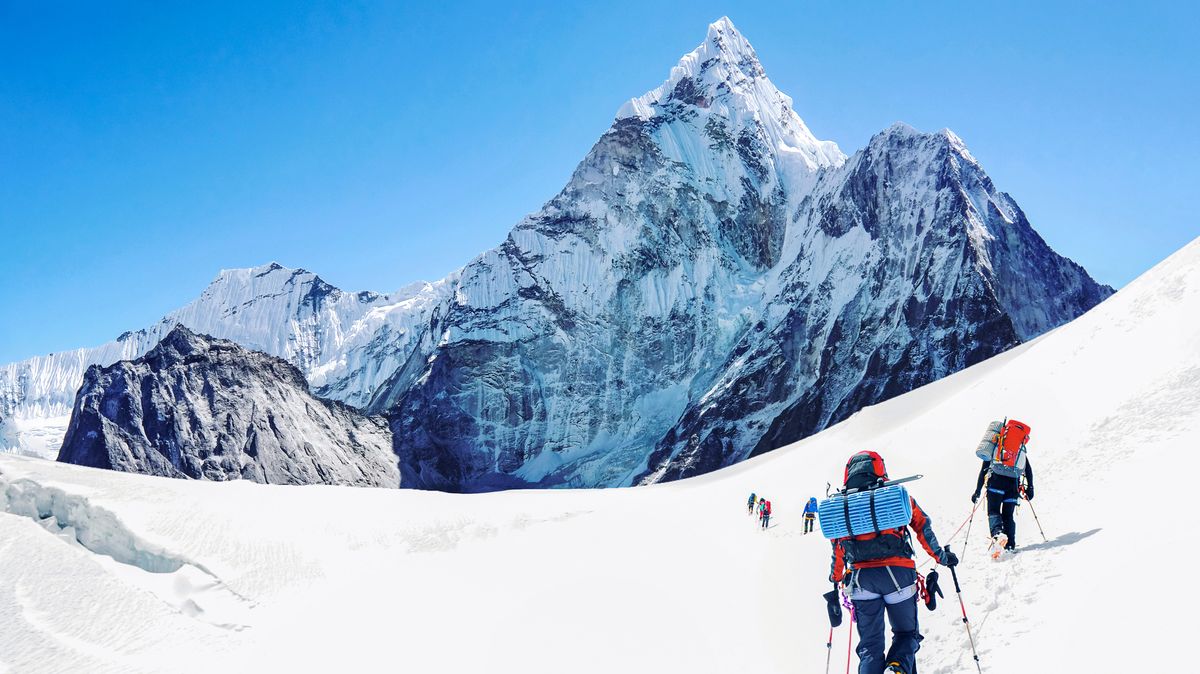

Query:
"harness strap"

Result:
[[869, 489, 881, 533], [843, 494, 854, 536], [885, 565, 903, 593]]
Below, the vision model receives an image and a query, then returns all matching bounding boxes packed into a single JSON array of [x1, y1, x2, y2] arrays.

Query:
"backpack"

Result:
[[844, 451, 888, 491], [764, 501, 772, 515], [977, 419, 1030, 479], [820, 452, 919, 563]]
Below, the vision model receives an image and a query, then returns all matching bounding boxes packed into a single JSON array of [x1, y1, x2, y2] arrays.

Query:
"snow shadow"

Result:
[[1018, 528, 1101, 553]]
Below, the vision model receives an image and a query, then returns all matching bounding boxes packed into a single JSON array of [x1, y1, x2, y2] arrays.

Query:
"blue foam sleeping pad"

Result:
[[818, 484, 912, 540]]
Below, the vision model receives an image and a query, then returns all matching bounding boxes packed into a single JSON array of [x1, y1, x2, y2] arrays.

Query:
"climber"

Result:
[[829, 451, 958, 674], [803, 496, 818, 534]]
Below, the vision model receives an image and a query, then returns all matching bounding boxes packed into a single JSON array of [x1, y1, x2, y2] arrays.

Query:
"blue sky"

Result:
[[1, 1, 1196, 362]]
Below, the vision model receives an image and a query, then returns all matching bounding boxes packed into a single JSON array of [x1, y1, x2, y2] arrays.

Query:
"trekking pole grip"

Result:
[[947, 545, 964, 594]]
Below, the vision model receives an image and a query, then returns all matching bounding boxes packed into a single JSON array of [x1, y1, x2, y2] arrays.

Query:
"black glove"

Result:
[[937, 548, 959, 567], [1025, 485, 1034, 501], [823, 587, 843, 627], [971, 491, 980, 504], [924, 570, 944, 611]]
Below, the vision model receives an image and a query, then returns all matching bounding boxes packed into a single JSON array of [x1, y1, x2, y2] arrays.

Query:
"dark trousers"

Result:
[[850, 566, 921, 674], [804, 515, 815, 533], [761, 514, 770, 529], [986, 477, 1019, 549]]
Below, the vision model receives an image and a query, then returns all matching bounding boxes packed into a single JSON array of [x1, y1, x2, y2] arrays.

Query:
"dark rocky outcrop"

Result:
[[57, 326, 399, 487]]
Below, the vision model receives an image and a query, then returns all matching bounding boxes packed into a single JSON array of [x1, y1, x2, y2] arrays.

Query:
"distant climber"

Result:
[[761, 499, 772, 529], [747, 492, 758, 514], [828, 451, 957, 674], [803, 496, 818, 534], [971, 419, 1035, 556]]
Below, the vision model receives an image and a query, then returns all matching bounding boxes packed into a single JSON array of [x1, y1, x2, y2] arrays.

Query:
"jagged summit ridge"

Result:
[[617, 17, 765, 120], [617, 16, 844, 174]]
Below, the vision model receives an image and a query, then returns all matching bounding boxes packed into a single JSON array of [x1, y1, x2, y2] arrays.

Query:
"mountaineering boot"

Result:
[[990, 533, 1008, 560], [886, 662, 906, 673]]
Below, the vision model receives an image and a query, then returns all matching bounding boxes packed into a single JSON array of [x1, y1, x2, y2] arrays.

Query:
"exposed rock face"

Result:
[[57, 327, 399, 487]]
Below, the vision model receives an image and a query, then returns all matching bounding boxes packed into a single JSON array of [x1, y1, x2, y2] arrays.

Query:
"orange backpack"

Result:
[[989, 420, 1030, 478]]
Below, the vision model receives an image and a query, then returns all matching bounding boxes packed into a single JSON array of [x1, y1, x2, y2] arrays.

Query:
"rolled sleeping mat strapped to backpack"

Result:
[[817, 484, 912, 540], [974, 420, 1004, 462]]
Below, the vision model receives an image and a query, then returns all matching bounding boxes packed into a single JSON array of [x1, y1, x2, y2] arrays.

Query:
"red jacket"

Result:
[[829, 496, 941, 582]]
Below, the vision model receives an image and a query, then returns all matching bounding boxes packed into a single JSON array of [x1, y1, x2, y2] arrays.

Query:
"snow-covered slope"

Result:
[[0, 264, 451, 457], [1, 231, 1193, 671], [57, 326, 397, 487]]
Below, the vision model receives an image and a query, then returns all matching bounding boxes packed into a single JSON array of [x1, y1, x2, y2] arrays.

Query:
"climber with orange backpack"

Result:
[[971, 419, 1035, 557], [826, 451, 957, 674]]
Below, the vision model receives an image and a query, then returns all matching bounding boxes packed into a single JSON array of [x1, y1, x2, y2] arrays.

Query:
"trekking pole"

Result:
[[1024, 495, 1048, 543], [962, 498, 980, 551], [964, 472, 990, 551], [825, 626, 834, 674], [946, 546, 983, 673], [844, 604, 855, 674]]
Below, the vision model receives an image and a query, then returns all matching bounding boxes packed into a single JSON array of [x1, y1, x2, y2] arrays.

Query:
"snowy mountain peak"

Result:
[[863, 122, 983, 177], [209, 261, 322, 291], [616, 16, 843, 177], [703, 15, 762, 72]]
